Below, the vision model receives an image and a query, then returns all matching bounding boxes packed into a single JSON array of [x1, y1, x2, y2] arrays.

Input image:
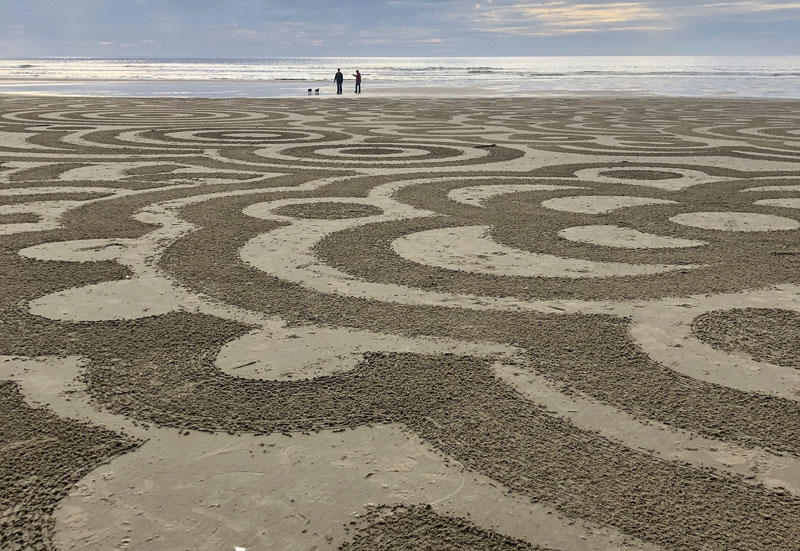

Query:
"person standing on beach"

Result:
[[353, 70, 362, 93], [334, 68, 344, 95]]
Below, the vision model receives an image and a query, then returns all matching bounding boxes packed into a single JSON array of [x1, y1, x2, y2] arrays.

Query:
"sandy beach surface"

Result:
[[1, 95, 799, 551]]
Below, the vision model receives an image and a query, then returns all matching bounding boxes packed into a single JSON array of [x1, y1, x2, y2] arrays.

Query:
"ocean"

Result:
[[1, 56, 799, 98]]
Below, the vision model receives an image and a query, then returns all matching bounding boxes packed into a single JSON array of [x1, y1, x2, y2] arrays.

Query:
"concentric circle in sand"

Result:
[[2, 96, 800, 551]]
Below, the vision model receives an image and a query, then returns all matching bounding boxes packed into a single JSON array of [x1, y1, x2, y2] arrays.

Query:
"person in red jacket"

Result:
[[353, 70, 362, 94]]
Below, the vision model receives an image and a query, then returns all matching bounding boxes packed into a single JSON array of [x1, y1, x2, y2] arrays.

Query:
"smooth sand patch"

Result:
[[28, 278, 184, 321], [754, 198, 800, 210], [0, 186, 115, 196], [559, 225, 707, 249], [670, 211, 800, 231], [216, 325, 515, 381], [447, 184, 585, 206], [392, 225, 700, 278], [542, 195, 677, 214], [741, 184, 800, 193], [20, 238, 136, 262]]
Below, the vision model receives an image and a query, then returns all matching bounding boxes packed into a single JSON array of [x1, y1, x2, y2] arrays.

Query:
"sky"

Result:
[[1, 0, 799, 57]]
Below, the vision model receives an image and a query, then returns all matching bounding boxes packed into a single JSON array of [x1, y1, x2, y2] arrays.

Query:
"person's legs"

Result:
[[356, 82, 361, 93], [337, 83, 342, 94]]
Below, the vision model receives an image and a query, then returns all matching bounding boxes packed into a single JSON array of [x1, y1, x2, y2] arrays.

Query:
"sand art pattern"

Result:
[[1, 96, 799, 551]]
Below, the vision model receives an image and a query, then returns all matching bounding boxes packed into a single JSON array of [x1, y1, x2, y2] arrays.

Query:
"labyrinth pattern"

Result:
[[1, 96, 799, 551]]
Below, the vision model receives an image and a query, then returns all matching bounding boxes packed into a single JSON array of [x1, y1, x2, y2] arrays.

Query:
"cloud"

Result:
[[0, 0, 798, 56], [470, 0, 800, 36], [701, 1, 800, 10], [471, 2, 665, 35], [232, 29, 261, 40]]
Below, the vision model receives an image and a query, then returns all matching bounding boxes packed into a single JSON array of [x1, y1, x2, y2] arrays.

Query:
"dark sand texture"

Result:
[[0, 381, 137, 551], [693, 308, 800, 369], [1, 95, 799, 551], [339, 505, 544, 551]]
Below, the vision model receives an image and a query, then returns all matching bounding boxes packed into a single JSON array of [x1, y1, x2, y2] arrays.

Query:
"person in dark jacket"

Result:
[[334, 68, 344, 94], [353, 70, 362, 93]]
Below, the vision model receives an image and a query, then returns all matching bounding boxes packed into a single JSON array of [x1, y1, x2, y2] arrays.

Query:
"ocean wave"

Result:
[[562, 70, 800, 77], [2, 57, 800, 96]]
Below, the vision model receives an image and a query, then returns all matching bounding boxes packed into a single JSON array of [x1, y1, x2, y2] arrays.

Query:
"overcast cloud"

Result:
[[1, 0, 798, 57]]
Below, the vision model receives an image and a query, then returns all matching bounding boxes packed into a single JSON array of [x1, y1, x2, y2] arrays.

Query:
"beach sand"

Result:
[[1, 95, 799, 551]]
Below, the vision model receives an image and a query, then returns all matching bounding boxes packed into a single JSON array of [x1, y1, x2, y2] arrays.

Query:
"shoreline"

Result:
[[1, 81, 800, 100], [4, 55, 799, 99]]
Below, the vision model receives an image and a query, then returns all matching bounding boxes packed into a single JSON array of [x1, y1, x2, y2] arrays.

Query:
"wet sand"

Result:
[[1, 95, 799, 551]]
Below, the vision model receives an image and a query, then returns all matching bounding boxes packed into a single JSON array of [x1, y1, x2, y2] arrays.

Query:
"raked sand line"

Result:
[[493, 361, 800, 495], [0, 164, 285, 237], [17, 191, 799, 497], [215, 323, 800, 494], [693, 308, 800, 370], [628, 288, 800, 401], [4, 97, 800, 551], [25, 274, 800, 497], [234, 191, 800, 399], [8, 342, 797, 551], [0, 199, 89, 236], [12, 160, 792, 406], [237, 188, 684, 309], [0, 356, 657, 551], [214, 319, 800, 494], [239, 189, 677, 316]]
